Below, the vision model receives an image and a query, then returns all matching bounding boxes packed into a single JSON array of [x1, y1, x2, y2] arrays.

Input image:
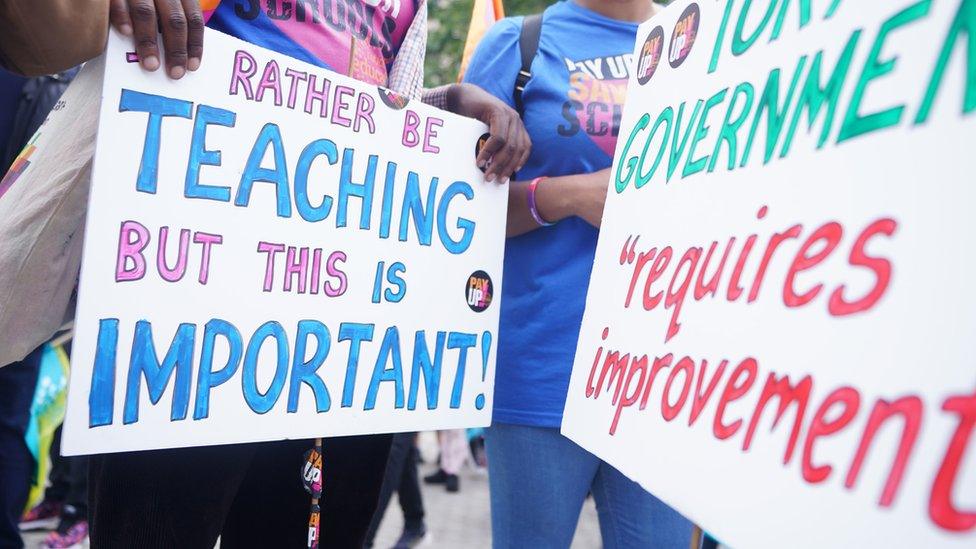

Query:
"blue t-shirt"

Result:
[[464, 1, 638, 427]]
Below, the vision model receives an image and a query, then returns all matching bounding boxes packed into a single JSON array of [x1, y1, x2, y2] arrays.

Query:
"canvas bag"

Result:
[[0, 0, 223, 367], [0, 57, 103, 367]]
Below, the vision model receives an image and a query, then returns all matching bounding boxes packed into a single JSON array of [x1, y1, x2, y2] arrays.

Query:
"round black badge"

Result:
[[668, 3, 700, 69], [636, 26, 665, 86], [466, 270, 493, 313], [377, 86, 410, 110], [474, 132, 491, 173], [301, 448, 323, 498]]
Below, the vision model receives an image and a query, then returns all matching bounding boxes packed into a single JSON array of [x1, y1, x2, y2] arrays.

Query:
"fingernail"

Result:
[[477, 160, 486, 168], [119, 24, 133, 36], [501, 177, 510, 185], [143, 55, 160, 71], [486, 174, 496, 183], [188, 58, 201, 72], [169, 65, 185, 79]]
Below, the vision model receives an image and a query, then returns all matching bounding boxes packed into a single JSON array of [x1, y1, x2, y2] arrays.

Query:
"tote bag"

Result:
[[0, 57, 103, 366]]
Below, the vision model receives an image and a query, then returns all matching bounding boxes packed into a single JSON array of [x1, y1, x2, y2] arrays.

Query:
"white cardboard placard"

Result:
[[63, 29, 506, 455], [562, 1, 976, 547]]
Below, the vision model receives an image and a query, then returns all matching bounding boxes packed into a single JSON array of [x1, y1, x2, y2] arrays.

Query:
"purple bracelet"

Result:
[[528, 176, 555, 227]]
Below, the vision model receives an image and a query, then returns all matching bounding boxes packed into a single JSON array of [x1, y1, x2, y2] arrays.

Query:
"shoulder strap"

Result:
[[514, 13, 543, 118]]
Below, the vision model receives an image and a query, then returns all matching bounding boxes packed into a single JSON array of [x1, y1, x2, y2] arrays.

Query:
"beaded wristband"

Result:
[[528, 176, 555, 227]]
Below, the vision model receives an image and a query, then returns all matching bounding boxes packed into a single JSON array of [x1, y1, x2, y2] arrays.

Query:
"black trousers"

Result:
[[396, 442, 425, 530], [89, 434, 393, 549], [0, 348, 42, 549], [47, 427, 88, 514], [363, 433, 425, 547]]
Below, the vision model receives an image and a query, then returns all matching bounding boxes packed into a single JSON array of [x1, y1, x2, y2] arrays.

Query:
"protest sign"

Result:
[[62, 29, 506, 455], [561, 1, 976, 547]]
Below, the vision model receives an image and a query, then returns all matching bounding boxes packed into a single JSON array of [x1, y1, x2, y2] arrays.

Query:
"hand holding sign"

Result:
[[109, 0, 208, 78], [446, 83, 532, 184]]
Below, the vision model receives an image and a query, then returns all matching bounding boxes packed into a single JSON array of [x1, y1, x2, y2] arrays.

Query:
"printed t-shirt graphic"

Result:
[[207, 0, 419, 85], [563, 54, 631, 157], [463, 0, 639, 428]]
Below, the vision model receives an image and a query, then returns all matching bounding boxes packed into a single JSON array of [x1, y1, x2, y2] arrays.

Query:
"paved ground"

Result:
[[372, 432, 602, 549], [21, 432, 601, 549]]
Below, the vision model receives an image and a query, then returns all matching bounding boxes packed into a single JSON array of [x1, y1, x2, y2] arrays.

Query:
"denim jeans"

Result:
[[486, 423, 692, 549]]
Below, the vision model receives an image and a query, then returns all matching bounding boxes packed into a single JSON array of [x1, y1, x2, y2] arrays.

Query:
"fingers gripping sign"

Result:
[[110, 0, 205, 79], [446, 83, 532, 184]]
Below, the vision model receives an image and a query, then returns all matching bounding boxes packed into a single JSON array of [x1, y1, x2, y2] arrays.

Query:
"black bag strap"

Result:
[[514, 13, 543, 118]]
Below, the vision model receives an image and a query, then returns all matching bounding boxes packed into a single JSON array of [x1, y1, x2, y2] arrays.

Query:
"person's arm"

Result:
[[507, 168, 610, 238], [0, 0, 109, 76], [450, 19, 536, 185], [422, 83, 530, 185]]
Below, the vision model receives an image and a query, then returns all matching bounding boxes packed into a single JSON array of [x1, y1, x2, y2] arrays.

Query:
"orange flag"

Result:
[[458, 0, 505, 81]]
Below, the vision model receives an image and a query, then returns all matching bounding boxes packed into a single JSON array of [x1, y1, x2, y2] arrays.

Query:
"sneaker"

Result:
[[445, 474, 460, 493], [392, 525, 429, 549], [43, 510, 89, 549], [423, 469, 448, 485], [19, 500, 63, 531]]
